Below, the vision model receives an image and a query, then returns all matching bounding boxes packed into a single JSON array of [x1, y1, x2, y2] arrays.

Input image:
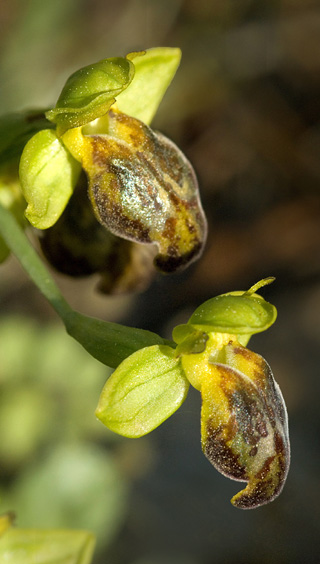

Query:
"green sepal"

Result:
[[116, 47, 181, 125], [95, 344, 189, 437], [0, 111, 53, 167], [0, 528, 95, 564], [46, 57, 135, 133], [19, 129, 81, 229], [188, 279, 277, 337]]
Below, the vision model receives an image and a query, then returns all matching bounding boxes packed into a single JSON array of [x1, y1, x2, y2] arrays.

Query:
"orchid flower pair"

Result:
[[0, 48, 290, 510]]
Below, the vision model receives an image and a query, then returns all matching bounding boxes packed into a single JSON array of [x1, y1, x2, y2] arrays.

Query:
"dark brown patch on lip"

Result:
[[154, 240, 203, 273], [228, 345, 270, 389], [162, 217, 178, 239], [136, 149, 168, 188], [233, 477, 275, 509], [165, 186, 181, 207], [91, 182, 151, 243], [233, 388, 267, 444], [256, 455, 276, 481], [204, 421, 248, 480], [217, 365, 269, 450], [89, 137, 109, 167], [202, 355, 290, 509], [233, 447, 286, 509], [274, 432, 287, 473], [231, 346, 252, 359]]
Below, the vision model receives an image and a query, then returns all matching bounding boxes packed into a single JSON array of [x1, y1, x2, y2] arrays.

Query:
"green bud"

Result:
[[0, 528, 95, 564], [19, 129, 81, 228], [46, 57, 135, 133], [95, 344, 189, 437]]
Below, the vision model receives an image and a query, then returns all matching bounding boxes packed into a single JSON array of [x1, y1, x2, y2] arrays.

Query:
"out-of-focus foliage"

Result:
[[0, 317, 127, 553], [0, 527, 95, 564]]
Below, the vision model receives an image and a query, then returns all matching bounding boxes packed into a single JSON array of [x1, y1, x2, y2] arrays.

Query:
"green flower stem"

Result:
[[0, 203, 168, 368], [0, 202, 70, 318], [64, 310, 167, 369]]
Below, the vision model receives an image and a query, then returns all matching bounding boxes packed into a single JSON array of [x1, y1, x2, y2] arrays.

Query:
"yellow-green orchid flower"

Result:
[[11, 48, 207, 291], [96, 278, 290, 509]]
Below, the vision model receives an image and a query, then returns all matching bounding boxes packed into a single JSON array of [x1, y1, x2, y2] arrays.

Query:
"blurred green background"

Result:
[[0, 1, 320, 563]]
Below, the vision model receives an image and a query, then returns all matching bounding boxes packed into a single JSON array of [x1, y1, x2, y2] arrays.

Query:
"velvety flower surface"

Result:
[[72, 108, 207, 273], [200, 343, 290, 509]]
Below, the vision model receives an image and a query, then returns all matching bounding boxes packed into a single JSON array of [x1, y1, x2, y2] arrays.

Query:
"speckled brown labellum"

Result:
[[201, 344, 290, 509], [80, 109, 207, 273]]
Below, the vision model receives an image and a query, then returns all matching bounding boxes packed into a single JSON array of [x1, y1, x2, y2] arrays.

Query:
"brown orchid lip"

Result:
[[78, 110, 207, 274], [201, 345, 290, 509]]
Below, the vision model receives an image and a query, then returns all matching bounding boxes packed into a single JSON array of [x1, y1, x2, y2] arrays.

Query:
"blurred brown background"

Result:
[[0, 1, 320, 563]]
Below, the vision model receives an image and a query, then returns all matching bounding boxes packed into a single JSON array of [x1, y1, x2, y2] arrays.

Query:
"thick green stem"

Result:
[[0, 203, 169, 368]]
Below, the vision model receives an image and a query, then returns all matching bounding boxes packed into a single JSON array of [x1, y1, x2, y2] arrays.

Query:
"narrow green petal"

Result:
[[116, 47, 181, 124]]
